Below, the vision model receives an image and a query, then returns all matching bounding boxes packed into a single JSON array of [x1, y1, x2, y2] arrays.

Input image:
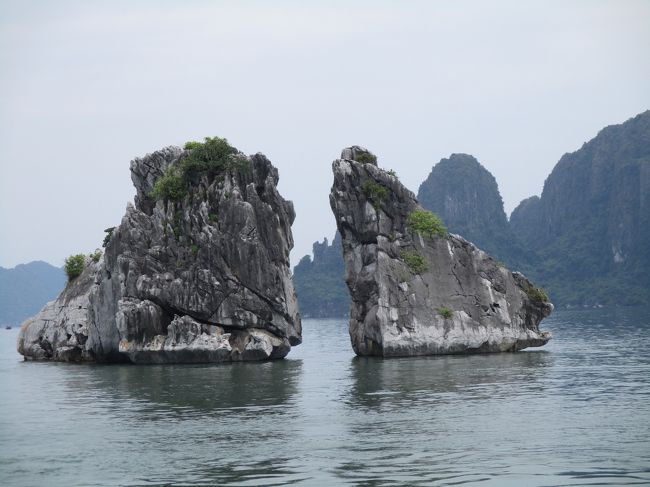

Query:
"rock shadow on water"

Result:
[[331, 352, 554, 486], [129, 457, 309, 487], [186, 457, 309, 487], [345, 351, 554, 411], [58, 359, 304, 416]]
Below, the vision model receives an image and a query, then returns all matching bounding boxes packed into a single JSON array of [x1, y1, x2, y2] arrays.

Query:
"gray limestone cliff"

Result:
[[416, 153, 532, 270], [510, 110, 650, 305], [330, 146, 552, 357], [17, 257, 101, 361], [18, 141, 301, 363]]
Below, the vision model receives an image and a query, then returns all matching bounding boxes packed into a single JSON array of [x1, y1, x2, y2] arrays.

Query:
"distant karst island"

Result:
[[295, 110, 650, 317]]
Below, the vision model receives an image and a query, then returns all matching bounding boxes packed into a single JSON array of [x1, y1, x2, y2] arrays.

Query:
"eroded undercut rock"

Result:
[[330, 146, 553, 357], [18, 141, 301, 363]]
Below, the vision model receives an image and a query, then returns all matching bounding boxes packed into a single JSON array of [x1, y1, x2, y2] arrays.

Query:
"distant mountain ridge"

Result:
[[417, 154, 511, 255], [9, 113, 649, 319], [510, 110, 650, 305], [293, 233, 348, 318], [0, 261, 66, 325], [295, 110, 650, 315], [416, 153, 533, 271]]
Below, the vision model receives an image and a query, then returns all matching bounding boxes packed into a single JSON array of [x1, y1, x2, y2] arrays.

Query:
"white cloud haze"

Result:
[[1, 0, 649, 268]]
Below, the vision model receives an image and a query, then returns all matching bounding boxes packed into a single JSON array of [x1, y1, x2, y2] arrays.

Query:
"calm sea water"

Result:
[[1, 308, 649, 487]]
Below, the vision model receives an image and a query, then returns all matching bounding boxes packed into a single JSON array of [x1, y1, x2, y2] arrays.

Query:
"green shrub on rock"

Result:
[[64, 254, 86, 282], [151, 137, 249, 202], [362, 180, 389, 208], [102, 227, 115, 248], [526, 286, 549, 303], [437, 306, 453, 319], [402, 250, 429, 274], [354, 151, 377, 165], [151, 166, 186, 201], [183, 141, 203, 150], [407, 209, 448, 239], [179, 136, 245, 184]]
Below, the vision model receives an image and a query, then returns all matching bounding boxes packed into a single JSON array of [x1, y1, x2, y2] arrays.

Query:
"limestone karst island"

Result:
[[18, 139, 302, 363], [2, 4, 649, 486], [330, 146, 553, 356], [17, 136, 553, 363]]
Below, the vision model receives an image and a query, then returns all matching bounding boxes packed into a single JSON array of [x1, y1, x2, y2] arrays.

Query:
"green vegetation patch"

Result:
[[64, 254, 86, 282], [151, 167, 186, 201], [437, 306, 453, 319], [526, 285, 549, 303], [102, 227, 115, 248], [354, 150, 377, 165], [362, 180, 389, 208], [401, 250, 429, 274], [89, 249, 102, 263], [407, 209, 448, 239], [151, 137, 249, 202], [180, 136, 247, 183]]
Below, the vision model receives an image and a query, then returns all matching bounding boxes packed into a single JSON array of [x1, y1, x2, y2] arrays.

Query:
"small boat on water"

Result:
[[4, 326, 11, 330]]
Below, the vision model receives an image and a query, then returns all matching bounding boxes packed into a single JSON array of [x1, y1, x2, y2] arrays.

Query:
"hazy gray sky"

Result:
[[1, 0, 649, 269]]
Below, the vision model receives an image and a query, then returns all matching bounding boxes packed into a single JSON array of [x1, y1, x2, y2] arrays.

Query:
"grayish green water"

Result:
[[1, 308, 649, 486]]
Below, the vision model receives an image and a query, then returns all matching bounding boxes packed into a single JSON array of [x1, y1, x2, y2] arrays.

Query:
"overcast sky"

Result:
[[1, 0, 649, 269]]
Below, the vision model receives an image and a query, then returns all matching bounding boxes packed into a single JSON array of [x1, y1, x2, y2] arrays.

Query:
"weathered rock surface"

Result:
[[330, 147, 552, 357], [17, 257, 100, 361], [18, 143, 301, 363]]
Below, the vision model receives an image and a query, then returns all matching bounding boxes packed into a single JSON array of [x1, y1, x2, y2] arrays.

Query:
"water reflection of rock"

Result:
[[54, 359, 306, 486], [62, 359, 303, 415], [346, 351, 553, 411], [190, 457, 309, 487], [333, 352, 554, 485]]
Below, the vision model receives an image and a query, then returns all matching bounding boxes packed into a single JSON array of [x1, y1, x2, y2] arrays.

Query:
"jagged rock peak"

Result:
[[330, 146, 553, 357], [341, 146, 378, 165], [417, 152, 525, 266], [130, 146, 184, 215], [18, 138, 301, 363], [509, 110, 650, 305]]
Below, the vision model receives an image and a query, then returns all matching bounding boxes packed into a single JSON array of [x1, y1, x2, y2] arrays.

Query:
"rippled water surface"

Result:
[[1, 308, 650, 486]]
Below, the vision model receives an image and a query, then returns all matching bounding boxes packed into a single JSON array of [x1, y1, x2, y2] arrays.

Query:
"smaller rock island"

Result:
[[330, 146, 553, 357], [18, 138, 301, 363]]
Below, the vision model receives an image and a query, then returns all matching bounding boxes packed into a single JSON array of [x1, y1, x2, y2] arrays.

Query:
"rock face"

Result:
[[417, 154, 530, 269], [418, 154, 509, 243], [17, 257, 100, 361], [330, 146, 552, 357], [510, 110, 650, 305], [18, 141, 301, 363]]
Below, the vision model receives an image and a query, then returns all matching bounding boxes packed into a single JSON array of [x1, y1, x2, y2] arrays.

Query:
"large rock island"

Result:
[[330, 146, 552, 357], [18, 138, 301, 363]]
